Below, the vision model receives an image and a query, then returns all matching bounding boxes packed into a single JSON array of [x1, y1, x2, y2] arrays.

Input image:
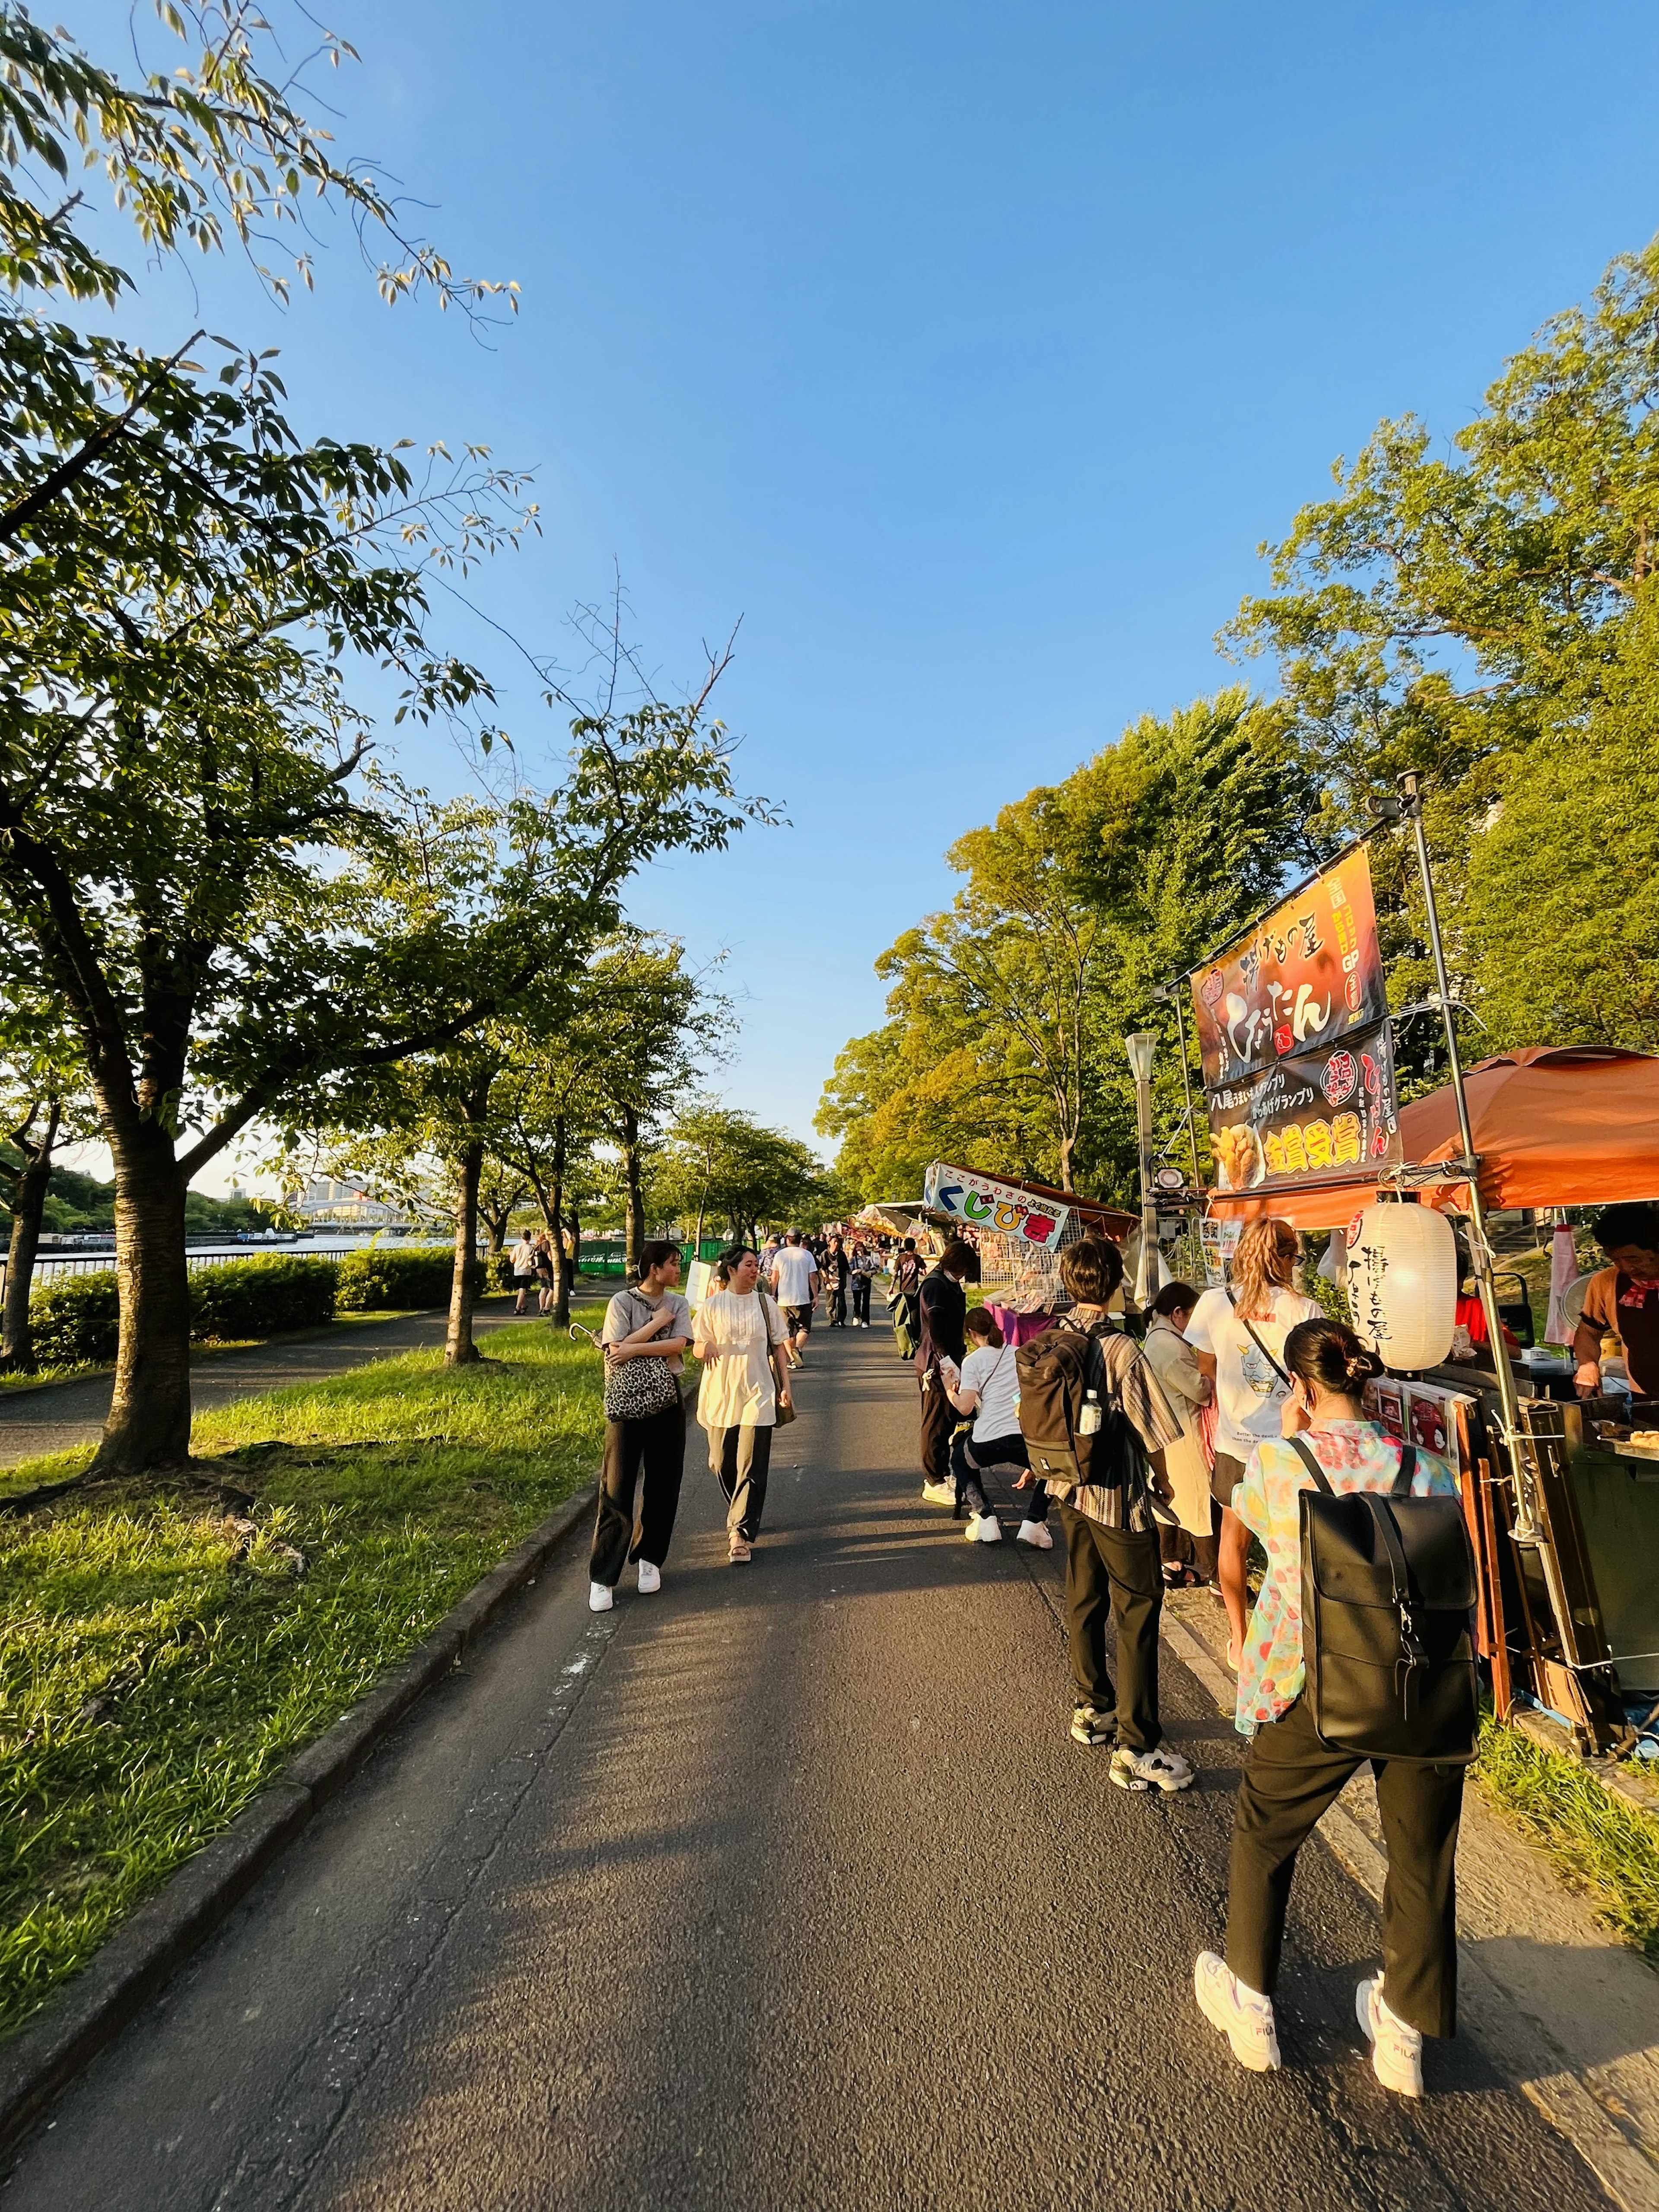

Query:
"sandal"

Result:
[[729, 1539, 753, 1564]]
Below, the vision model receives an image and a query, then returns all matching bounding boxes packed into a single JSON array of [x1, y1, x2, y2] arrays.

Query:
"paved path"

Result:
[[0, 1327, 1613, 2210], [0, 1298, 560, 1469]]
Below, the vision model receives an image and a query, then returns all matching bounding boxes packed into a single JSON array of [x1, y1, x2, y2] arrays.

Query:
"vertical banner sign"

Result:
[[1189, 850, 1402, 1193], [923, 1162, 1069, 1245]]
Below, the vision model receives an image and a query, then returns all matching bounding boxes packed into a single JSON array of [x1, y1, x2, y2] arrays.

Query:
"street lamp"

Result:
[[1125, 1031, 1159, 1306]]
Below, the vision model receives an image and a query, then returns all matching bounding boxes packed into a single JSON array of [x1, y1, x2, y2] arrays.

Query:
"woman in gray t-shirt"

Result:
[[588, 1242, 693, 1612]]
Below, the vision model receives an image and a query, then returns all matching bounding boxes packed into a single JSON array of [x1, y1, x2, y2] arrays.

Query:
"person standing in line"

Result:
[[1046, 1237, 1194, 1793], [759, 1233, 782, 1285], [917, 1239, 975, 1506], [1141, 1281, 1218, 1588], [1195, 1318, 1462, 2095], [821, 1233, 851, 1328], [588, 1241, 693, 1614], [768, 1230, 820, 1367], [889, 1237, 924, 1360], [1184, 1219, 1321, 1668], [694, 1244, 793, 1563], [532, 1229, 558, 1316], [509, 1228, 540, 1317], [943, 1306, 1052, 1548], [849, 1236, 879, 1327]]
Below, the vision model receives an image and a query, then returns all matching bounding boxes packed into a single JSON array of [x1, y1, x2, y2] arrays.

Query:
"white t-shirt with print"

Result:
[[771, 1247, 818, 1305], [960, 1342, 1021, 1444], [1184, 1284, 1322, 1461]]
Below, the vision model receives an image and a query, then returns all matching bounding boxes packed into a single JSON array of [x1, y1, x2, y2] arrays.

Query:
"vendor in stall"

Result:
[[1573, 1201, 1659, 1401]]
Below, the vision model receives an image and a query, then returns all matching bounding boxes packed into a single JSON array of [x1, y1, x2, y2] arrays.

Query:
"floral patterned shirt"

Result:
[[1231, 1419, 1458, 1737]]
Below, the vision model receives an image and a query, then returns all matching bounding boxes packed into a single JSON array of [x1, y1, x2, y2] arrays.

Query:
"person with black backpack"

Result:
[[1015, 1236, 1192, 1792], [1195, 1317, 1467, 2098]]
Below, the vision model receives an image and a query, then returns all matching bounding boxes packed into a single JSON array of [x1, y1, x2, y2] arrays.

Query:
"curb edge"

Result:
[[0, 1477, 598, 2161]]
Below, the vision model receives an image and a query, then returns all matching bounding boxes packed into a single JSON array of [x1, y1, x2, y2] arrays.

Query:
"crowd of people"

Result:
[[578, 1211, 1463, 2101]]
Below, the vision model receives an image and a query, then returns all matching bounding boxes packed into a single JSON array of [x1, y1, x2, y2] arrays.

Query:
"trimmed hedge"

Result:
[[27, 1245, 503, 1367], [335, 1245, 480, 1313], [29, 1271, 121, 1367], [29, 1256, 341, 1367], [190, 1255, 337, 1340]]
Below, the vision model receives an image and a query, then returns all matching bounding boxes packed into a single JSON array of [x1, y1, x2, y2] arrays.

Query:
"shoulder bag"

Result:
[[603, 1291, 683, 1422], [760, 1290, 797, 1424]]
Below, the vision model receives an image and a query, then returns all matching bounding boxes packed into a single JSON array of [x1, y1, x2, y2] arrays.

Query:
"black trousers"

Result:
[[851, 1276, 872, 1324], [1225, 1694, 1465, 2037], [709, 1421, 773, 1542], [827, 1283, 847, 1325], [948, 1429, 1049, 1522], [590, 1398, 687, 1586], [919, 1363, 957, 1481], [1056, 1503, 1164, 1754]]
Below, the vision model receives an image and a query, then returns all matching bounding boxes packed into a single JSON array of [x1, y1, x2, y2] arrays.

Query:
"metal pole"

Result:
[[1125, 1033, 1159, 1306], [1168, 987, 1204, 1192], [1399, 771, 1542, 1547]]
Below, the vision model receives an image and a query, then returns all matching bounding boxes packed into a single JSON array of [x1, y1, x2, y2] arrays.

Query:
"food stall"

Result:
[[919, 1162, 1136, 1343], [1210, 1043, 1659, 1752]]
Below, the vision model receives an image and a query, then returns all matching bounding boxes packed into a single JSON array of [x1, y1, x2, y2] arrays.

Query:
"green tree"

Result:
[[653, 1106, 828, 1247], [1228, 235, 1659, 1057]]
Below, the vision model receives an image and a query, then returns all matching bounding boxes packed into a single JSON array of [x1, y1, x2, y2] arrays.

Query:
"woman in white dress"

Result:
[[693, 1245, 794, 1563]]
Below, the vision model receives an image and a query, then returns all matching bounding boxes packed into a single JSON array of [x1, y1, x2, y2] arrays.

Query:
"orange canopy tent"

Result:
[[1209, 1046, 1659, 1230]]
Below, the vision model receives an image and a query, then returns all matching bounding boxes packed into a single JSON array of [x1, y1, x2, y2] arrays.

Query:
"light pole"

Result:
[[1125, 1030, 1159, 1307]]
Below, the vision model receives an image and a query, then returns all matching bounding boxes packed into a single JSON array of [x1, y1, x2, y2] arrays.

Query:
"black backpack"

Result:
[[1292, 1437, 1478, 1766], [1014, 1324, 1139, 1498]]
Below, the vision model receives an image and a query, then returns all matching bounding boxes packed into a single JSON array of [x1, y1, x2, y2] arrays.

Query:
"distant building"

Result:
[[295, 1176, 413, 1229]]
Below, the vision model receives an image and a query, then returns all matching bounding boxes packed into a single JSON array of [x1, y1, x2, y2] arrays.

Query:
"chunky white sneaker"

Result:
[[588, 1581, 613, 1613], [1070, 1704, 1114, 1747], [921, 1479, 957, 1506], [1195, 1952, 1281, 2072], [1015, 1518, 1054, 1549], [1357, 1975, 1423, 2096], [636, 1560, 661, 1595], [1111, 1744, 1195, 1793], [965, 1510, 1002, 1543]]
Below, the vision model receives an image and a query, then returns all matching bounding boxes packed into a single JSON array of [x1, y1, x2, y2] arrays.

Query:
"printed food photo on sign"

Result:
[[1203, 1022, 1402, 1192], [1408, 1390, 1450, 1457]]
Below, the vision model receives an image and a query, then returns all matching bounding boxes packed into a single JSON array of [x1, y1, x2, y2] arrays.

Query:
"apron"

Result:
[[1615, 1274, 1659, 1399]]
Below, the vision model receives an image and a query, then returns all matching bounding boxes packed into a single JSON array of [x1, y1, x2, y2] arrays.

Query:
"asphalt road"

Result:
[[1, 1325, 1612, 2211]]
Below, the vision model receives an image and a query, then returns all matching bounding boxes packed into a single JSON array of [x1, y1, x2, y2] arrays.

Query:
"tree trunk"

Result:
[[550, 1119, 571, 1327], [621, 1106, 644, 1277], [92, 1121, 194, 1474], [567, 1202, 582, 1297], [445, 1138, 485, 1366], [0, 1102, 60, 1373]]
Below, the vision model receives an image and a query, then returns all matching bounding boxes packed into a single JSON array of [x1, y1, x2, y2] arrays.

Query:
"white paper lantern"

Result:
[[1344, 1203, 1458, 1371]]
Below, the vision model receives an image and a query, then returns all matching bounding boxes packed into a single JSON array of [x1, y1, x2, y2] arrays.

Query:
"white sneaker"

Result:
[[636, 1560, 661, 1595], [1195, 1952, 1280, 2072], [965, 1510, 1002, 1543], [921, 1479, 956, 1506], [1015, 1518, 1054, 1549], [588, 1581, 613, 1612], [1110, 1744, 1195, 1793], [1357, 1975, 1423, 2096]]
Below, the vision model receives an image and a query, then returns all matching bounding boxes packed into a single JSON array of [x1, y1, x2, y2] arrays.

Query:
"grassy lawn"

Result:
[[1475, 1711, 1659, 1955], [0, 1309, 607, 2040]]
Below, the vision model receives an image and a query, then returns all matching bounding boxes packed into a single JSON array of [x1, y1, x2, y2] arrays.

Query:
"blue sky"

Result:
[[72, 0, 1659, 1185]]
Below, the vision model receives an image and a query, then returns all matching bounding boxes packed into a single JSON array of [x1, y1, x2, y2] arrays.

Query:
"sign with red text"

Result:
[[1205, 1018, 1403, 1193], [1191, 849, 1387, 1090], [924, 1162, 1068, 1246]]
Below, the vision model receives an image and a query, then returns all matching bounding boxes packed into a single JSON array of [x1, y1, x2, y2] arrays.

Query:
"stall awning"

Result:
[[1209, 1046, 1659, 1228]]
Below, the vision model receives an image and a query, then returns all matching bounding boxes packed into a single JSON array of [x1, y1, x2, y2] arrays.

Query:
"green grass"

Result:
[[0, 1310, 607, 2039], [1475, 1710, 1659, 1954]]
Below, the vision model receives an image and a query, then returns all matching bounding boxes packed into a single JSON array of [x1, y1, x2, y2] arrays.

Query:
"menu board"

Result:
[[1205, 1018, 1403, 1193], [1192, 849, 1388, 1089], [1192, 848, 1401, 1194]]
